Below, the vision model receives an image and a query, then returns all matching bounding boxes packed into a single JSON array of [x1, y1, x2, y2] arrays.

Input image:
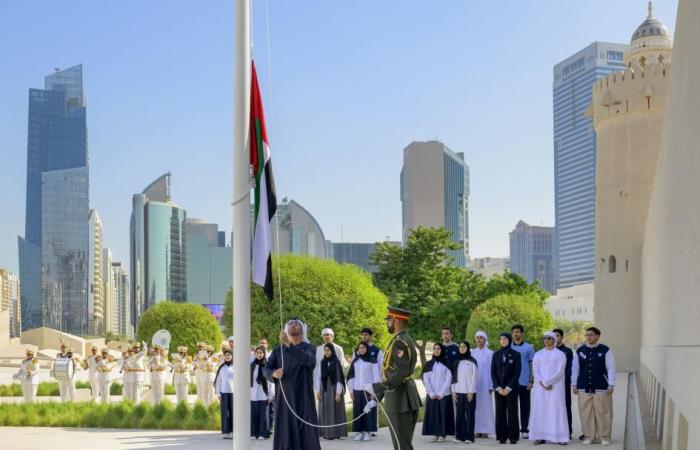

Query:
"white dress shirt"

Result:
[[251, 365, 275, 401], [452, 359, 477, 394], [423, 361, 452, 397], [314, 358, 345, 394], [346, 358, 381, 392], [215, 363, 234, 395]]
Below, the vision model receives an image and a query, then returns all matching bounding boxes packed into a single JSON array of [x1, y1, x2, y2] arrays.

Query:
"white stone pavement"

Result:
[[1, 374, 628, 450]]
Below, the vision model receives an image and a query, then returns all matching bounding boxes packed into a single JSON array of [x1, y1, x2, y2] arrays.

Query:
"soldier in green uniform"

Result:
[[366, 306, 422, 450]]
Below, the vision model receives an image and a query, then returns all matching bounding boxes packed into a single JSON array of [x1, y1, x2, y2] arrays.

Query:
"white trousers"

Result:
[[22, 381, 37, 403], [59, 378, 75, 403], [132, 382, 143, 404], [98, 378, 111, 404], [196, 373, 211, 405], [122, 381, 133, 402], [175, 383, 189, 404], [151, 379, 165, 404], [89, 373, 99, 401]]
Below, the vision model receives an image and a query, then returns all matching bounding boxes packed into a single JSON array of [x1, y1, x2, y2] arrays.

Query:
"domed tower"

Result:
[[592, 1, 672, 370]]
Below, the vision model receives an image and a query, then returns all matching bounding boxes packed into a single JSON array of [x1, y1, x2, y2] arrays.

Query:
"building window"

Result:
[[626, 259, 629, 272], [609, 255, 617, 273]]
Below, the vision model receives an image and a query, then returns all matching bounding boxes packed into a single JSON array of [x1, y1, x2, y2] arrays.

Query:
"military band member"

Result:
[[56, 348, 81, 403], [118, 349, 132, 402], [194, 342, 210, 405], [57, 342, 68, 358], [97, 349, 115, 404], [20, 349, 40, 403], [84, 346, 100, 402], [172, 346, 192, 404], [205, 345, 218, 406], [148, 345, 168, 404], [366, 306, 422, 450], [127, 341, 148, 403]]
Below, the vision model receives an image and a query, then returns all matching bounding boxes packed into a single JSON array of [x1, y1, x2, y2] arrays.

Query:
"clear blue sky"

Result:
[[0, 1, 678, 272]]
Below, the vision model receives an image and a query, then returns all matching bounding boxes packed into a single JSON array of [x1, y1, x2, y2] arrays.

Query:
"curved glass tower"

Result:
[[130, 173, 187, 328]]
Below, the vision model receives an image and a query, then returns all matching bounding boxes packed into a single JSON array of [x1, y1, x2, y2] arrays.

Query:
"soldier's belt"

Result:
[[99, 369, 111, 373], [175, 369, 188, 373], [130, 369, 145, 372], [152, 368, 166, 372]]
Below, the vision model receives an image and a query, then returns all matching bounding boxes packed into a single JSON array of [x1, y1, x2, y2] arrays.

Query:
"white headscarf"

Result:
[[321, 328, 334, 337], [544, 331, 557, 341], [475, 330, 489, 348], [285, 319, 310, 343]]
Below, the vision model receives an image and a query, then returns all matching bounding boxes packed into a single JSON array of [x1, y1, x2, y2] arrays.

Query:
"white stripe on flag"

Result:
[[253, 165, 273, 287]]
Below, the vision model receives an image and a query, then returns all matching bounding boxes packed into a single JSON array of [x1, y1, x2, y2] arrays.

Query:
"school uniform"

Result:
[[214, 362, 234, 435], [452, 356, 478, 443], [251, 358, 274, 439], [491, 336, 521, 444], [572, 343, 616, 443], [421, 348, 455, 439], [347, 354, 381, 435]]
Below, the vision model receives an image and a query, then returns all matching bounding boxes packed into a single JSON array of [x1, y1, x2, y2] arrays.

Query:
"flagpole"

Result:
[[233, 0, 251, 448]]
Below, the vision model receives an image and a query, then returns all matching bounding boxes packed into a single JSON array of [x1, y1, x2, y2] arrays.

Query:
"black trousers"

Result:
[[220, 393, 233, 434], [565, 381, 573, 437], [455, 393, 476, 443], [515, 384, 530, 433], [388, 409, 419, 450], [251, 400, 271, 438], [494, 390, 519, 443]]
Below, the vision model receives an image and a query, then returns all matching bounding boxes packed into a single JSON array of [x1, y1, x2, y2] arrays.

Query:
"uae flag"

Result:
[[250, 61, 277, 300]]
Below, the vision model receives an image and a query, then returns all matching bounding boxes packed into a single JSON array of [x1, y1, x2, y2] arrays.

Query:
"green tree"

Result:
[[466, 293, 554, 350], [370, 227, 465, 364], [223, 254, 389, 356], [553, 319, 592, 348], [136, 302, 224, 355]]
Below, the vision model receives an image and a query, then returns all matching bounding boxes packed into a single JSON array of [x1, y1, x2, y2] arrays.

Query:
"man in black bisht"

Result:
[[264, 319, 321, 450], [554, 328, 574, 439], [491, 332, 521, 445]]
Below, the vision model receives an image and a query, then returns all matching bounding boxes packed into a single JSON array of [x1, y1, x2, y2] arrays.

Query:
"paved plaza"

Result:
[[2, 375, 626, 450]]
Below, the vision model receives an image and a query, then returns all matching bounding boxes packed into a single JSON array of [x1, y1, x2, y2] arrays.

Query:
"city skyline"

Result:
[[0, 1, 679, 273]]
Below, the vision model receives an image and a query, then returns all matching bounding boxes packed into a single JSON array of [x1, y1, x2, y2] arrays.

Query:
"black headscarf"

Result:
[[347, 342, 373, 383], [250, 347, 268, 395], [213, 349, 233, 388], [457, 341, 477, 366], [422, 344, 448, 375], [320, 343, 345, 392], [499, 332, 512, 347]]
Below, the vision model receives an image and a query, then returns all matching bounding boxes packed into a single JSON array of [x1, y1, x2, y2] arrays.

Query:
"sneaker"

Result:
[[601, 440, 611, 446], [464, 440, 473, 444], [354, 433, 363, 441], [432, 436, 439, 442], [522, 432, 529, 439], [363, 433, 371, 441], [257, 437, 265, 440], [582, 439, 593, 445], [223, 433, 233, 440]]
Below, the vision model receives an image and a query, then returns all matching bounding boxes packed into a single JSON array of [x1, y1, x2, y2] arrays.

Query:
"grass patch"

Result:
[[0, 401, 219, 430], [0, 382, 196, 397]]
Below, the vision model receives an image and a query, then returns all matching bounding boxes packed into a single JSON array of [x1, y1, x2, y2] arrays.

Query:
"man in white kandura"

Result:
[[530, 331, 569, 445], [472, 331, 495, 438], [315, 328, 347, 369], [84, 346, 100, 402], [20, 349, 40, 403]]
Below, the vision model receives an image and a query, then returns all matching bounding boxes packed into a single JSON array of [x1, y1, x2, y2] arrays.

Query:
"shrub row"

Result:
[[0, 400, 220, 430], [0, 382, 197, 397]]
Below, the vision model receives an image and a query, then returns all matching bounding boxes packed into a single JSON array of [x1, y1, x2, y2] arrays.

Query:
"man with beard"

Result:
[[264, 319, 321, 450], [366, 306, 421, 450]]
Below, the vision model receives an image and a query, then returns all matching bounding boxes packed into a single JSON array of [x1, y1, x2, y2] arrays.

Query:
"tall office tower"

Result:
[[102, 248, 118, 334], [112, 262, 131, 337], [130, 173, 187, 329], [400, 141, 470, 267], [18, 65, 89, 334], [509, 221, 556, 294], [554, 43, 627, 288], [186, 218, 232, 306], [88, 210, 104, 336], [0, 269, 21, 337], [331, 241, 401, 273]]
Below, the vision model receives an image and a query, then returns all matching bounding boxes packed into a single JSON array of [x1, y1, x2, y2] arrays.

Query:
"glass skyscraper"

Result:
[[553, 43, 627, 288], [186, 219, 232, 305], [18, 65, 89, 335], [400, 141, 470, 268], [130, 173, 187, 329]]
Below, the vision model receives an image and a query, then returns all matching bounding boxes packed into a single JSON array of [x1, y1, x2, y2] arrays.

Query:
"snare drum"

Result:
[[53, 357, 75, 381]]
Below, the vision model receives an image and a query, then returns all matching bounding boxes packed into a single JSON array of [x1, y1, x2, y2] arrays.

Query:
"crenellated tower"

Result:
[[592, 2, 672, 370]]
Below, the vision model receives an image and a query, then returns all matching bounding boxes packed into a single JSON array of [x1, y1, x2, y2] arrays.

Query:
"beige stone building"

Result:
[[0, 269, 21, 338], [471, 257, 509, 278], [546, 282, 594, 323], [591, 1, 672, 372]]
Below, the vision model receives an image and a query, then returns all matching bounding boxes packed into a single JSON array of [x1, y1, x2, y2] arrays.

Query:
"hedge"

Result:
[[0, 382, 197, 397]]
